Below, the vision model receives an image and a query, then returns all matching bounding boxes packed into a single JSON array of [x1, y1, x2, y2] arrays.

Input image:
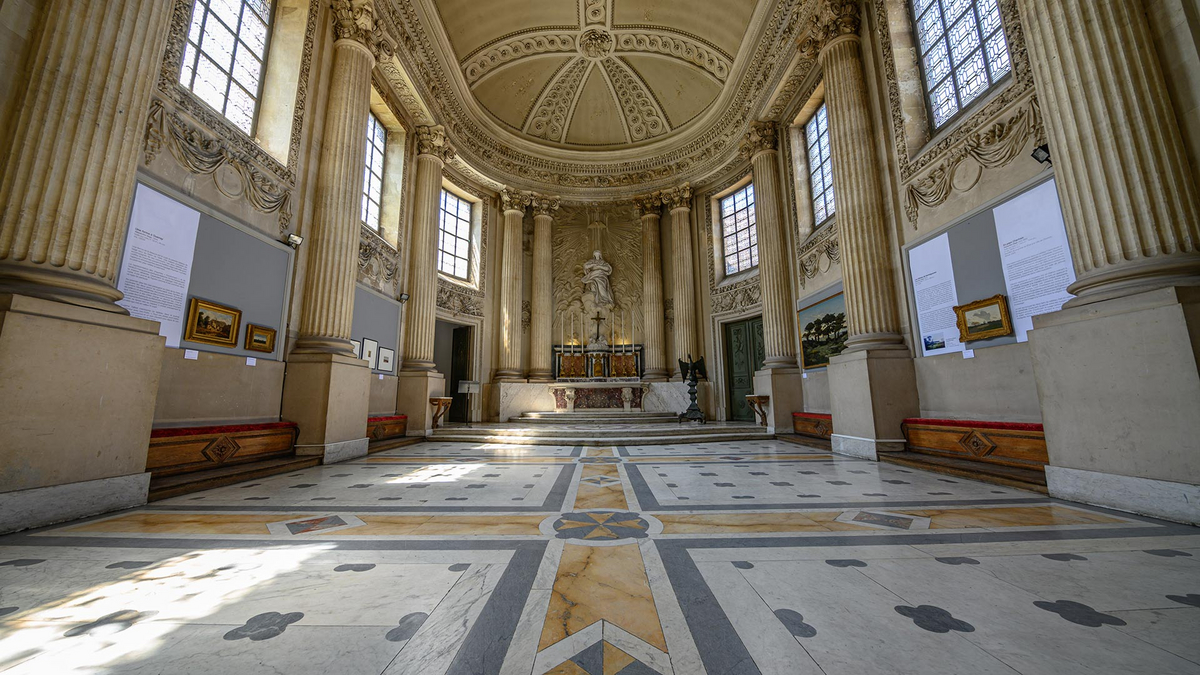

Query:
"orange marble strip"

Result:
[[585, 447, 615, 457], [573, 464, 629, 510], [56, 513, 304, 535], [625, 454, 832, 463], [657, 506, 1127, 534], [658, 512, 872, 534], [897, 505, 1126, 529], [364, 456, 576, 464], [324, 515, 545, 536], [539, 543, 666, 651]]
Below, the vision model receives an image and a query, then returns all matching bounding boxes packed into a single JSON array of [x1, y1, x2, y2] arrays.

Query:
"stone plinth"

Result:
[[280, 352, 370, 463], [396, 369, 446, 434], [753, 368, 804, 433], [827, 349, 919, 460]]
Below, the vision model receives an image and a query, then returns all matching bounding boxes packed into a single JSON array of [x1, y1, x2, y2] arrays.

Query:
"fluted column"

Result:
[[402, 126, 455, 371], [741, 122, 798, 368], [634, 193, 668, 380], [662, 184, 697, 377], [497, 188, 532, 380], [295, 2, 390, 354], [0, 0, 172, 312], [528, 193, 559, 381], [801, 9, 904, 352], [1017, 0, 1200, 304]]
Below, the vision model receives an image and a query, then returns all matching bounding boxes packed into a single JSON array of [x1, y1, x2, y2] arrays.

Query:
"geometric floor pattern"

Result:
[[1, 439, 1199, 674]]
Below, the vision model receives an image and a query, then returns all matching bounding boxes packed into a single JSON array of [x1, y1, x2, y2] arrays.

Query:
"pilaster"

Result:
[[662, 184, 697, 378], [529, 193, 560, 381], [497, 188, 532, 381]]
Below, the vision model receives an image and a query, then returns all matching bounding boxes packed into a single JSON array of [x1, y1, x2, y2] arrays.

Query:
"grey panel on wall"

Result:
[[182, 214, 291, 360], [797, 281, 844, 310], [352, 285, 400, 373], [945, 208, 1017, 349]]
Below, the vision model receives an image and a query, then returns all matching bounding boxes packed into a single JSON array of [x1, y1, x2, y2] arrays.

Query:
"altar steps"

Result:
[[428, 420, 772, 446], [515, 411, 678, 425]]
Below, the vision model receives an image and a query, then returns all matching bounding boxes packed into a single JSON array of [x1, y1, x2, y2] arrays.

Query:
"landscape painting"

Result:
[[955, 294, 1013, 342], [798, 292, 848, 369], [184, 298, 241, 348]]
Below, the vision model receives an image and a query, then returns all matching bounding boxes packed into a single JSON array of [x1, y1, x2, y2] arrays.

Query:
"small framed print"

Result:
[[351, 340, 361, 358], [244, 324, 276, 353], [184, 298, 241, 348], [362, 338, 378, 369], [378, 347, 395, 372]]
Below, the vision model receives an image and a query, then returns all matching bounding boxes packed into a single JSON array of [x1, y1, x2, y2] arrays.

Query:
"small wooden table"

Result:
[[429, 397, 453, 429], [745, 394, 770, 427]]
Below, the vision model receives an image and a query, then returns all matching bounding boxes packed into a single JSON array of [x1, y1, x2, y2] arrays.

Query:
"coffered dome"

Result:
[[434, 0, 755, 149]]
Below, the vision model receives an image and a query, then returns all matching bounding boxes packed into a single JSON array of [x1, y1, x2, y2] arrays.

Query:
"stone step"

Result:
[[433, 423, 765, 438], [521, 411, 677, 419], [426, 430, 775, 446], [516, 411, 678, 425]]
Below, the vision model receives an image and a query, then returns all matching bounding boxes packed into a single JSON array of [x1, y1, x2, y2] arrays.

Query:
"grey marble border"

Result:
[[142, 463, 577, 514], [623, 463, 1051, 512]]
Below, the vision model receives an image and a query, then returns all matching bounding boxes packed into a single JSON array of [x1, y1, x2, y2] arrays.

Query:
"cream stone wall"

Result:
[[154, 350, 286, 426]]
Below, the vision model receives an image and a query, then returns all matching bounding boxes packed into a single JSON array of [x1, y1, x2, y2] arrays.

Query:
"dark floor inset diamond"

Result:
[[289, 484, 316, 489], [732, 561, 755, 570], [750, 472, 767, 476], [285, 516, 348, 534], [826, 559, 867, 568], [852, 511, 913, 529], [1144, 549, 1193, 558]]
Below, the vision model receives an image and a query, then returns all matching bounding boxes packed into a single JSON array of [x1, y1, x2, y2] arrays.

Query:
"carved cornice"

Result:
[[332, 0, 395, 60], [660, 184, 693, 211], [414, 124, 455, 162], [436, 281, 484, 316], [798, 0, 863, 59], [373, 0, 813, 198], [740, 120, 779, 158], [711, 281, 762, 315], [501, 188, 534, 213], [144, 98, 292, 232], [632, 192, 662, 217], [531, 194, 561, 217]]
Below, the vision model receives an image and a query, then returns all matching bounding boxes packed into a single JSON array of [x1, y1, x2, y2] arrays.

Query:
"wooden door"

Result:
[[449, 326, 471, 423], [724, 316, 764, 421]]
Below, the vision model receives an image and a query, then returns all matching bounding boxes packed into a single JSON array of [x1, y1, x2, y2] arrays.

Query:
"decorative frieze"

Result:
[[436, 280, 485, 317], [358, 226, 400, 295], [144, 99, 293, 232], [711, 280, 763, 315], [463, 33, 576, 85], [797, 225, 841, 288]]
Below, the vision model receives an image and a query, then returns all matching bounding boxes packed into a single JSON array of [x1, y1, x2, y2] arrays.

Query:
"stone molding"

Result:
[[660, 184, 693, 212], [711, 280, 763, 315], [436, 282, 484, 316], [144, 98, 292, 232], [358, 225, 400, 295], [796, 223, 841, 288], [332, 0, 395, 60], [415, 125, 456, 162], [740, 121, 779, 158]]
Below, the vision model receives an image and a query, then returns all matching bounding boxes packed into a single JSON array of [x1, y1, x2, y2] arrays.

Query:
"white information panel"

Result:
[[993, 179, 1076, 342], [910, 233, 962, 356], [116, 184, 201, 348]]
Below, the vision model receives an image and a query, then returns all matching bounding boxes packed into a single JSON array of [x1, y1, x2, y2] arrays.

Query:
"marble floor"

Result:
[[2, 440, 1199, 674]]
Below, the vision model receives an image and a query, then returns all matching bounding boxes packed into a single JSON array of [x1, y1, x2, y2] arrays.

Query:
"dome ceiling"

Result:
[[431, 0, 756, 149]]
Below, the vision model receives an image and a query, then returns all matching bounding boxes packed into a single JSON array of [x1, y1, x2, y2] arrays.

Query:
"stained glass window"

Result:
[[438, 190, 472, 280], [361, 113, 386, 231], [720, 183, 758, 275], [805, 104, 836, 227], [179, 0, 273, 135], [912, 0, 1010, 128]]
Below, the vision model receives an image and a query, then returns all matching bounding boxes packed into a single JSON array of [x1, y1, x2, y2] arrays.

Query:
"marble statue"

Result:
[[581, 250, 614, 308]]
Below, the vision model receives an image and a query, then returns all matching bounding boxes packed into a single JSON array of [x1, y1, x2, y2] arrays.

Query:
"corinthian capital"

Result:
[[739, 121, 778, 158], [501, 188, 533, 213], [414, 125, 455, 162], [531, 194, 561, 217], [632, 192, 662, 218], [798, 0, 863, 59], [660, 184, 692, 211], [332, 0, 395, 60]]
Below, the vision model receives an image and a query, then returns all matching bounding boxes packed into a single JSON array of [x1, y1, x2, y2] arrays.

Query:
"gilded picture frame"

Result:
[[244, 324, 277, 353], [184, 298, 242, 348], [954, 294, 1013, 342]]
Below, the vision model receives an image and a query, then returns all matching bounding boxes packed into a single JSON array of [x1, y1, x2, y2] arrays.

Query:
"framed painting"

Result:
[[378, 347, 395, 372], [351, 340, 361, 358], [362, 338, 378, 369], [244, 324, 276, 353], [955, 294, 1013, 342], [184, 298, 241, 348], [797, 292, 848, 369]]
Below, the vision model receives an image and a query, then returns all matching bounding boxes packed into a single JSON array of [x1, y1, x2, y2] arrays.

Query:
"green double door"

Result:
[[724, 316, 765, 421]]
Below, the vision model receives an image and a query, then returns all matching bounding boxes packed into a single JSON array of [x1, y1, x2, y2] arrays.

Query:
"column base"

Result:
[[281, 352, 370, 461], [642, 367, 668, 381], [752, 367, 804, 433], [397, 369, 445, 434], [827, 348, 919, 460], [1045, 466, 1199, 525], [1029, 286, 1200, 519], [497, 382, 556, 421], [0, 261, 127, 313], [0, 473, 151, 535], [0, 294, 164, 531]]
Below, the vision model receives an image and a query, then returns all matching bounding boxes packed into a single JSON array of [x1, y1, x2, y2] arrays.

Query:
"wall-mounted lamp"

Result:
[[398, 293, 410, 303], [285, 233, 304, 248], [1031, 144, 1052, 165]]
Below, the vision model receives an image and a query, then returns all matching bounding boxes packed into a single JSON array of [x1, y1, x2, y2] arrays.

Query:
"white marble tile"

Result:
[[497, 589, 553, 675], [1111, 607, 1200, 665]]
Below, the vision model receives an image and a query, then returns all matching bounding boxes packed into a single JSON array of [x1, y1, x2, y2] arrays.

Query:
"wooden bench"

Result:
[[367, 415, 408, 441], [146, 421, 314, 500], [792, 412, 833, 440], [884, 418, 1049, 492]]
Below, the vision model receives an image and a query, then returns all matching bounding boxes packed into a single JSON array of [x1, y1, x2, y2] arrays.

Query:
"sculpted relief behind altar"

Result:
[[552, 204, 643, 349]]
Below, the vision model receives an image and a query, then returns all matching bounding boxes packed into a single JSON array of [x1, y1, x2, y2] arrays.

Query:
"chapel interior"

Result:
[[1, 0, 1200, 673]]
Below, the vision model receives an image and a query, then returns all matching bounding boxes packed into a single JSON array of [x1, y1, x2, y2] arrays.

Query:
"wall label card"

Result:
[[116, 185, 201, 348], [993, 179, 1076, 342], [184, 349, 199, 360], [909, 233, 963, 356]]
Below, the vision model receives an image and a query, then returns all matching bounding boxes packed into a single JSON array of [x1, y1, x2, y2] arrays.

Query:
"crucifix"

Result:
[[590, 311, 606, 344]]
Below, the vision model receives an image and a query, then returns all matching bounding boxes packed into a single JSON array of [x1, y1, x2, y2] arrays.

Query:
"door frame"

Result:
[[711, 309, 764, 422]]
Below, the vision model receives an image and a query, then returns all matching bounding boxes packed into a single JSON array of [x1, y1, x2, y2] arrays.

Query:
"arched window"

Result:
[[179, 0, 273, 135], [912, 0, 1010, 129], [805, 104, 835, 227], [720, 183, 758, 275], [361, 113, 386, 231], [438, 190, 472, 280]]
